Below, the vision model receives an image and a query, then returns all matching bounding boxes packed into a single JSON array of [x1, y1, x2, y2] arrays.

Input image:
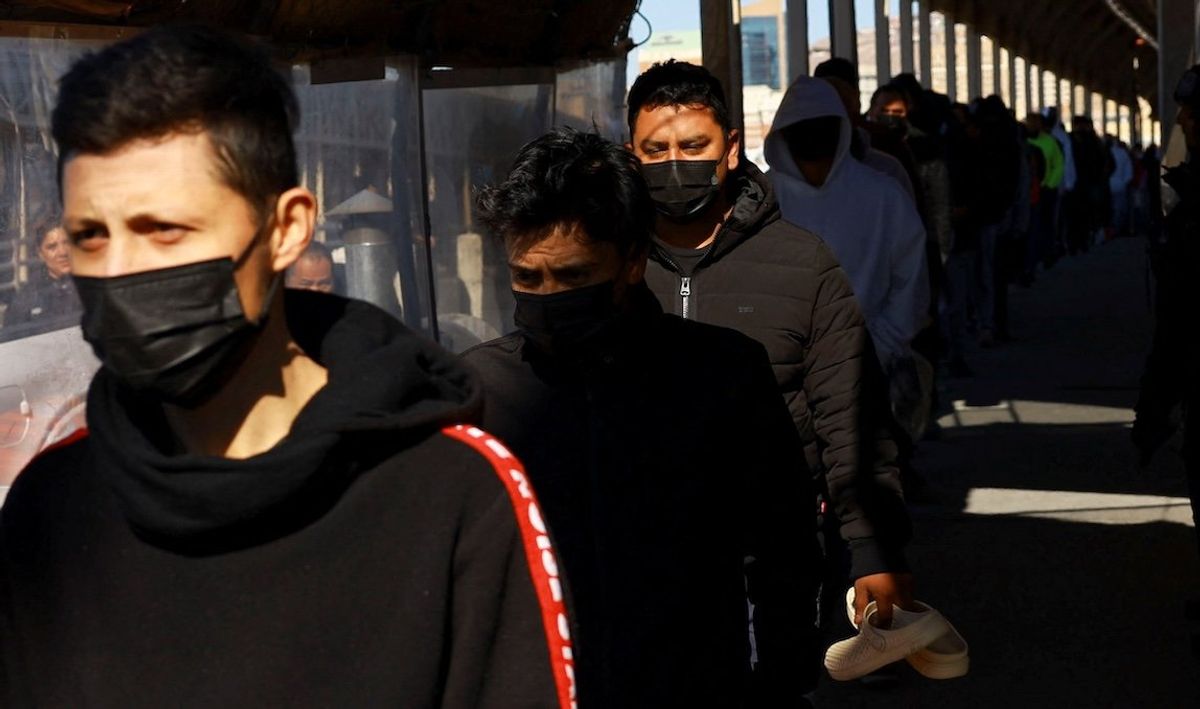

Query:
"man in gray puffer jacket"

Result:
[[628, 61, 917, 655]]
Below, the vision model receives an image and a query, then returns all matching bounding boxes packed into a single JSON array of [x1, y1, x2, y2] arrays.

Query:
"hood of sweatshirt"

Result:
[[763, 76, 930, 365], [86, 289, 481, 554], [762, 76, 853, 192]]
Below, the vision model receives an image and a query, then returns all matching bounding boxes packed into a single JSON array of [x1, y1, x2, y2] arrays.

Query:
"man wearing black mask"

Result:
[[627, 62, 914, 652], [463, 128, 818, 708], [1, 26, 576, 708]]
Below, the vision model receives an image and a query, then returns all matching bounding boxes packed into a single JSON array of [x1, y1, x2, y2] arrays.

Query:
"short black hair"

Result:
[[871, 83, 908, 109], [626, 60, 730, 137], [52, 24, 299, 222], [475, 127, 654, 257], [814, 57, 859, 88]]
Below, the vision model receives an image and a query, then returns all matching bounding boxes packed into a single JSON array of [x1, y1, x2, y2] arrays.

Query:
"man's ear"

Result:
[[269, 187, 318, 274], [726, 128, 741, 172]]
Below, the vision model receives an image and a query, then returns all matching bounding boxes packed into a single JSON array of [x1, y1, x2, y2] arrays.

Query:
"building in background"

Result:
[[636, 29, 702, 73], [741, 0, 786, 89]]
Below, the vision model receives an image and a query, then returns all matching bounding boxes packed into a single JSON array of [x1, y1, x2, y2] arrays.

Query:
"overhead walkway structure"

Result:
[[699, 0, 1200, 148]]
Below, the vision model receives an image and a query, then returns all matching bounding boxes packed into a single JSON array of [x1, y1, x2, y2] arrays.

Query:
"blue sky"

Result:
[[632, 0, 878, 45], [628, 0, 883, 84], [628, 0, 883, 85]]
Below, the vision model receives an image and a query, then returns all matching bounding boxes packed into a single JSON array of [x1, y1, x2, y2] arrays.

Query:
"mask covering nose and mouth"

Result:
[[72, 229, 280, 408], [513, 281, 618, 356], [640, 159, 722, 221], [873, 114, 909, 134]]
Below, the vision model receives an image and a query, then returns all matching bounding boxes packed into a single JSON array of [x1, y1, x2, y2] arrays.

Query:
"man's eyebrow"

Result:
[[639, 137, 669, 151], [549, 258, 598, 274]]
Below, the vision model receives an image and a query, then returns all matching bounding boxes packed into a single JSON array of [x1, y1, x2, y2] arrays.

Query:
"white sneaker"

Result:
[[905, 613, 969, 679], [825, 592, 954, 681], [842, 588, 969, 680]]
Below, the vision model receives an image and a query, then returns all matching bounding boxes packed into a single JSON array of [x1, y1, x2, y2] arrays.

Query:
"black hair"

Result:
[[475, 127, 654, 257], [814, 57, 859, 87], [870, 83, 908, 109], [52, 24, 299, 223], [626, 60, 730, 137]]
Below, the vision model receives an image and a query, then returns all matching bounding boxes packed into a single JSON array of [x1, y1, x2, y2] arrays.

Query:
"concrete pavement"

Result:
[[814, 237, 1200, 708]]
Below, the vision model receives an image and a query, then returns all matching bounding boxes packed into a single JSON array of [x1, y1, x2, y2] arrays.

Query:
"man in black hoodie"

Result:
[[463, 128, 817, 707], [0, 26, 574, 708], [627, 61, 913, 635]]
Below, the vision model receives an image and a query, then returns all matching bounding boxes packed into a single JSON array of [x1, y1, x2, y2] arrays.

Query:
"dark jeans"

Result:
[[1026, 188, 1060, 276]]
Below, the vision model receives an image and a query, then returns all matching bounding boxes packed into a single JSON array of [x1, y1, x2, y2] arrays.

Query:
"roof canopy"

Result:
[[0, 0, 639, 67], [928, 0, 1158, 112]]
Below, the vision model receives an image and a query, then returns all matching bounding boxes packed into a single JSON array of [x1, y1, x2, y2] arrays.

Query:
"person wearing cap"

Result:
[[1134, 64, 1200, 563]]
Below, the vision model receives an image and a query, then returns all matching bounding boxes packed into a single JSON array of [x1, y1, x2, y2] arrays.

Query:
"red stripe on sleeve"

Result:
[[442, 424, 576, 709], [34, 427, 89, 458]]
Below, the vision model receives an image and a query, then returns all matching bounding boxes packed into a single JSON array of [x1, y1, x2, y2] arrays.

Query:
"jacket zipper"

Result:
[[679, 276, 692, 320]]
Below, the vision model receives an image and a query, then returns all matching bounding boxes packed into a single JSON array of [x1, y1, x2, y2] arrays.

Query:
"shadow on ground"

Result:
[[815, 239, 1200, 707]]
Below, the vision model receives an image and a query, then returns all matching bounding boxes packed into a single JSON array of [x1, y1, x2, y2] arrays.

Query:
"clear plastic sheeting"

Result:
[[0, 36, 98, 341], [291, 59, 434, 336], [421, 83, 555, 352], [556, 59, 628, 141], [0, 35, 100, 491]]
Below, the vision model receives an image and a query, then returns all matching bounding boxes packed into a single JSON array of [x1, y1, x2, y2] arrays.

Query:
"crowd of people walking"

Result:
[[0, 22, 1192, 709]]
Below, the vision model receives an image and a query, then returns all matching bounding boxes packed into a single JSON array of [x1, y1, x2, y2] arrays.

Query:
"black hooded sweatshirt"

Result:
[[462, 286, 818, 708], [0, 291, 574, 709]]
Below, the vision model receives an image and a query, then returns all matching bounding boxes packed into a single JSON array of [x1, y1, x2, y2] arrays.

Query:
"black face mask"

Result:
[[873, 113, 909, 135], [512, 281, 618, 357], [640, 159, 722, 221], [73, 241, 278, 408]]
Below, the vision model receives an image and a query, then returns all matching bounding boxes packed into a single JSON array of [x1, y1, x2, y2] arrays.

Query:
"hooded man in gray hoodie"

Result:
[[765, 76, 930, 437]]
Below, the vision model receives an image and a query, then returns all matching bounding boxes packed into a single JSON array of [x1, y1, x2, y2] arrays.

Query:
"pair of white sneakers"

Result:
[[823, 588, 969, 681]]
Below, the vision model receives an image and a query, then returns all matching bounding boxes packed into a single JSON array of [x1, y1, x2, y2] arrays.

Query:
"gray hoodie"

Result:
[[765, 77, 929, 367]]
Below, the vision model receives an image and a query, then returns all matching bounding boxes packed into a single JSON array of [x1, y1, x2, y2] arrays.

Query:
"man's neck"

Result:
[[164, 297, 329, 459], [654, 191, 733, 251]]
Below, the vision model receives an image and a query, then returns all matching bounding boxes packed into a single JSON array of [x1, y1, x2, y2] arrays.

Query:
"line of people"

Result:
[[4, 21, 1197, 709], [0, 27, 923, 708]]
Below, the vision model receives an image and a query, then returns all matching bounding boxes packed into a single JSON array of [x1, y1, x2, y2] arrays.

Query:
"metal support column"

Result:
[[1158, 0, 1196, 141], [830, 0, 859, 64], [990, 38, 1001, 96], [966, 28, 982, 101], [787, 0, 810, 81], [875, 0, 891, 84], [899, 0, 915, 73], [1008, 49, 1017, 110], [945, 15, 957, 99], [1032, 65, 1042, 111], [701, 0, 744, 133], [1024, 60, 1033, 116], [918, 1, 933, 85]]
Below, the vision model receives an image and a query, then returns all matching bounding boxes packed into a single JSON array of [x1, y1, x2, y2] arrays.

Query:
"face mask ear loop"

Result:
[[231, 211, 283, 326]]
